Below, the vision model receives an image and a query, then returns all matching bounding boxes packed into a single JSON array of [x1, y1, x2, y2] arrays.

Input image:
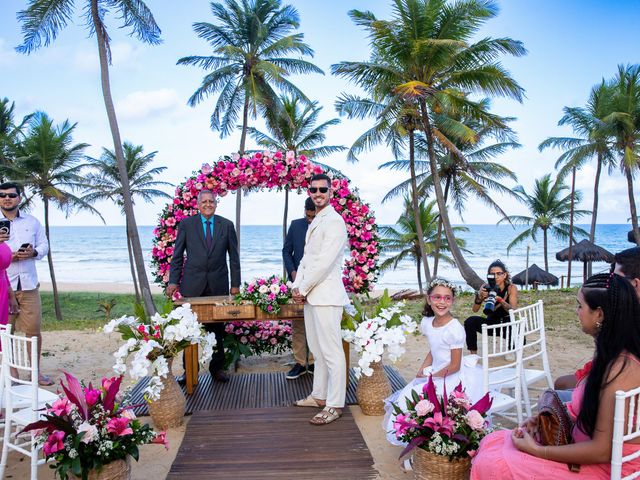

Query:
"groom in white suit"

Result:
[[292, 173, 349, 425]]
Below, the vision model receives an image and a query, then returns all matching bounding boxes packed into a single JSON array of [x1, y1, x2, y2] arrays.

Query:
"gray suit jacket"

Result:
[[169, 214, 241, 297]]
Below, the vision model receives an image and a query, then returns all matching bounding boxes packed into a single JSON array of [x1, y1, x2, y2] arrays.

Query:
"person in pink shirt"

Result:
[[471, 273, 640, 479]]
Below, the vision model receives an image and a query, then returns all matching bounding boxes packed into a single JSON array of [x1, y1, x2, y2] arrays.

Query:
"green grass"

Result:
[[41, 292, 166, 331], [39, 288, 583, 332]]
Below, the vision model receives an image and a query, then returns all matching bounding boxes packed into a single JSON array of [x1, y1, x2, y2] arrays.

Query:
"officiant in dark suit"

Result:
[[166, 190, 241, 383], [282, 197, 316, 380]]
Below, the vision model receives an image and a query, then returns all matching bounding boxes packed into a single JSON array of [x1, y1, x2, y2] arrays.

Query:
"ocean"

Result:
[[36, 224, 634, 291]]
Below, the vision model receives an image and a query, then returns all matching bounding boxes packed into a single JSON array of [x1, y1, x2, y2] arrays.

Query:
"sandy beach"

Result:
[[5, 283, 592, 479]]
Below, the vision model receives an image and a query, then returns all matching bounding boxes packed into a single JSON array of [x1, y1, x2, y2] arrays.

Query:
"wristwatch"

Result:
[[32, 249, 38, 257]]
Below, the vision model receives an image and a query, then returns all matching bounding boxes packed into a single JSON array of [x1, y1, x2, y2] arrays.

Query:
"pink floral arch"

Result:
[[151, 151, 379, 294]]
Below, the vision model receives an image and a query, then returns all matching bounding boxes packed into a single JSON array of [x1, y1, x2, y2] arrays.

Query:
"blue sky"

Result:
[[0, 0, 638, 227]]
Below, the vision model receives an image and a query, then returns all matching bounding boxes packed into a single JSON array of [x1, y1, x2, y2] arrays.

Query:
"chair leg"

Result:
[[0, 413, 12, 479], [30, 433, 38, 480], [521, 377, 533, 417]]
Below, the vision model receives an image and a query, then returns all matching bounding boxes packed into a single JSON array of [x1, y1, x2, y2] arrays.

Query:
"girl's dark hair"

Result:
[[422, 279, 456, 317], [577, 273, 640, 437], [487, 259, 511, 286]]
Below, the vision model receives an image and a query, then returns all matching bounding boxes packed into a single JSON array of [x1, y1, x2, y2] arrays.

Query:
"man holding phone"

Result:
[[0, 182, 52, 386]]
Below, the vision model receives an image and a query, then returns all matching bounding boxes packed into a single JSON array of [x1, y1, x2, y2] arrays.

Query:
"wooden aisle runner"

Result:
[[167, 406, 378, 480], [130, 366, 406, 416]]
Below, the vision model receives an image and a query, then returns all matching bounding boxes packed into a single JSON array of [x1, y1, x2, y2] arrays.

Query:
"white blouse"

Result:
[[420, 316, 465, 373]]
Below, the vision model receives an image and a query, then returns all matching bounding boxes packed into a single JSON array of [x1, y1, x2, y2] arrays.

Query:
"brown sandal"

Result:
[[309, 407, 342, 425]]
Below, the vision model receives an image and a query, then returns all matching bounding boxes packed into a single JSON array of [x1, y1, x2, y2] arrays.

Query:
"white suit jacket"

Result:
[[292, 204, 349, 306]]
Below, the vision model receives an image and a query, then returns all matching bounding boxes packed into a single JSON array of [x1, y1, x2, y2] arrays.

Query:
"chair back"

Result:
[[0, 331, 39, 416], [480, 317, 525, 423], [509, 300, 553, 384], [611, 386, 640, 480]]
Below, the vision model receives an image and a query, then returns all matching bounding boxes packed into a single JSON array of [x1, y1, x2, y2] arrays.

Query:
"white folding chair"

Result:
[[481, 317, 525, 425], [509, 300, 554, 416], [611, 386, 640, 480], [0, 331, 51, 480]]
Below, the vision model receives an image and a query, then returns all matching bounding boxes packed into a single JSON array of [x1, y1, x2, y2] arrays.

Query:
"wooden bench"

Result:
[[178, 296, 350, 394]]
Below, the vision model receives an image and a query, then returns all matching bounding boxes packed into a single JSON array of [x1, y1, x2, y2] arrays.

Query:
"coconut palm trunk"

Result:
[[235, 96, 251, 249], [625, 167, 640, 245], [566, 166, 576, 287], [42, 197, 62, 320], [126, 217, 141, 302], [432, 178, 451, 277], [543, 228, 550, 273], [416, 254, 423, 294], [408, 130, 431, 284], [589, 154, 603, 242], [420, 102, 483, 289], [91, 0, 155, 315]]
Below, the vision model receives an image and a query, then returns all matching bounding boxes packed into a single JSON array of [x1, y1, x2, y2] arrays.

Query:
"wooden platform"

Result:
[[167, 406, 378, 479], [130, 366, 406, 416]]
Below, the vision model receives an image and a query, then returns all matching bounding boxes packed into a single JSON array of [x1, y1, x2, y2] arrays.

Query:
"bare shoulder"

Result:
[[606, 353, 640, 391]]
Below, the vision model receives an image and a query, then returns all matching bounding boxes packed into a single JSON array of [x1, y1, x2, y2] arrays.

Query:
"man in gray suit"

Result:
[[166, 190, 241, 382]]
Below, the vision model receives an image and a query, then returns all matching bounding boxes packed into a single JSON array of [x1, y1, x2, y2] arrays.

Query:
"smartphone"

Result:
[[19, 242, 31, 252], [0, 220, 10, 236]]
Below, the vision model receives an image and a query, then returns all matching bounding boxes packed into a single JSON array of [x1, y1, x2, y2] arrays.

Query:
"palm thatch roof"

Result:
[[512, 264, 558, 286], [555, 239, 614, 263]]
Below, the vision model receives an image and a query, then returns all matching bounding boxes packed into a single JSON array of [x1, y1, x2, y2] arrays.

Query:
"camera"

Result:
[[0, 220, 10, 236], [482, 274, 499, 315]]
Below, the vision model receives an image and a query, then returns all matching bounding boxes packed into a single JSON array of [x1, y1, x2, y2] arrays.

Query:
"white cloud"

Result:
[[115, 88, 181, 120], [73, 41, 140, 72]]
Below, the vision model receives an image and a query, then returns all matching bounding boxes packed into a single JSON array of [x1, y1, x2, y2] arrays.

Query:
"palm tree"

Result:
[[16, 0, 162, 316], [248, 94, 345, 255], [539, 82, 616, 284], [380, 105, 520, 275], [3, 112, 101, 320], [499, 174, 589, 272], [0, 98, 32, 169], [602, 64, 640, 245], [177, 0, 323, 247], [379, 196, 468, 293], [332, 0, 526, 289], [84, 142, 172, 302]]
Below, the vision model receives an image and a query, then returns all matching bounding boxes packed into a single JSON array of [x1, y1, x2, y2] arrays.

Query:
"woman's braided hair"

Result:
[[577, 273, 640, 437]]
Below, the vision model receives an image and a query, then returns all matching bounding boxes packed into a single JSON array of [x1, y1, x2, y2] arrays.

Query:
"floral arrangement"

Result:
[[391, 376, 493, 460], [150, 150, 380, 294], [104, 303, 216, 400], [236, 275, 291, 315], [341, 290, 418, 377], [23, 372, 168, 480], [223, 320, 292, 368]]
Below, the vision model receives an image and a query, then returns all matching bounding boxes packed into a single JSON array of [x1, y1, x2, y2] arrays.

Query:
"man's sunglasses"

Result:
[[308, 187, 329, 194], [0, 193, 18, 199]]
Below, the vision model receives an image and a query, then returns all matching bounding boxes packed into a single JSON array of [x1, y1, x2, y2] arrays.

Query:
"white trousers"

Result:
[[304, 304, 346, 408]]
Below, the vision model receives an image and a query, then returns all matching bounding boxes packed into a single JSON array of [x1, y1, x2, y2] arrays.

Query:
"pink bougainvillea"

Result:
[[151, 151, 379, 294]]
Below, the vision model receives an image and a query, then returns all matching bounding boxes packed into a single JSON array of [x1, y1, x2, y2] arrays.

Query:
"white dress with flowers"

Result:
[[382, 316, 484, 446]]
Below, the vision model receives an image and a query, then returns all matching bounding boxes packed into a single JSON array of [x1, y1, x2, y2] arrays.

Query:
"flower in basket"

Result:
[[104, 302, 216, 400], [341, 289, 417, 378], [22, 372, 168, 480], [236, 274, 292, 315], [223, 320, 292, 368], [391, 375, 493, 461]]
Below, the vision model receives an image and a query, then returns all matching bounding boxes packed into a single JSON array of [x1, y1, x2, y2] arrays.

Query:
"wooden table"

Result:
[[179, 296, 350, 394]]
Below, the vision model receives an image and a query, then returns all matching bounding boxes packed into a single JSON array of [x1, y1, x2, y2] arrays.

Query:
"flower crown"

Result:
[[427, 277, 460, 295]]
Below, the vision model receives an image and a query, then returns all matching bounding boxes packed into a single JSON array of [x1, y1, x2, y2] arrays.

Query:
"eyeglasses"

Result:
[[308, 187, 329, 194], [428, 294, 454, 303], [491, 271, 506, 276], [0, 193, 18, 199]]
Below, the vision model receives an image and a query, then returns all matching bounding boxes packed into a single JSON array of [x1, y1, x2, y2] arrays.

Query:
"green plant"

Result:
[[96, 298, 117, 322]]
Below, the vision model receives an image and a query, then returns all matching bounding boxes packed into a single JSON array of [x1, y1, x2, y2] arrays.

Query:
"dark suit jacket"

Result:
[[169, 214, 241, 297], [282, 218, 309, 282]]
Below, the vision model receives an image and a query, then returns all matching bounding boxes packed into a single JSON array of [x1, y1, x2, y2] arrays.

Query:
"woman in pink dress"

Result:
[[471, 273, 640, 479], [0, 241, 17, 326]]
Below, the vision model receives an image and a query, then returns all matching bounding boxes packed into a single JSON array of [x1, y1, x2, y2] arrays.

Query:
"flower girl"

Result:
[[383, 277, 484, 445]]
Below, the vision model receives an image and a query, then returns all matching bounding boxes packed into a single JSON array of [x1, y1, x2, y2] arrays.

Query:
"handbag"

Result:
[[536, 389, 580, 472]]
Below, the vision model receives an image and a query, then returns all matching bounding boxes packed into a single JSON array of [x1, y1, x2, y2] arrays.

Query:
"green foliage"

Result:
[[96, 298, 116, 322]]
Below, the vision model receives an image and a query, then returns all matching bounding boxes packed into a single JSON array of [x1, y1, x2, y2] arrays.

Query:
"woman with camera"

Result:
[[464, 259, 518, 354], [470, 273, 640, 478]]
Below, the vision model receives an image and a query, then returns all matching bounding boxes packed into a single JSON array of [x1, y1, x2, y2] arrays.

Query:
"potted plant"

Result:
[[390, 376, 493, 479], [23, 372, 168, 480], [341, 290, 417, 414], [104, 302, 216, 429]]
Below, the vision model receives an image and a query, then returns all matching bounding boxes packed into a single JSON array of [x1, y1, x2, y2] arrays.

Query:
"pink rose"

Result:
[[465, 410, 485, 430], [84, 388, 101, 406], [415, 399, 435, 417]]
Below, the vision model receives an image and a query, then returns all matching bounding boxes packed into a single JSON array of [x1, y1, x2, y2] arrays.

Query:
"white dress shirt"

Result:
[[2, 211, 49, 291]]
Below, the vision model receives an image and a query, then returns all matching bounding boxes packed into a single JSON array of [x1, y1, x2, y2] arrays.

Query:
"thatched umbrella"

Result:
[[512, 264, 558, 288], [555, 239, 615, 282]]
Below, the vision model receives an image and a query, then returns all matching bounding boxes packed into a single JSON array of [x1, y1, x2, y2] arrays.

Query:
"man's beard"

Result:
[[1, 205, 17, 212]]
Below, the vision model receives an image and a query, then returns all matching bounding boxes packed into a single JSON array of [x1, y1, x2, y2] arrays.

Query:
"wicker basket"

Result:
[[356, 360, 391, 415], [148, 358, 186, 430], [412, 448, 471, 480], [73, 457, 131, 480]]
